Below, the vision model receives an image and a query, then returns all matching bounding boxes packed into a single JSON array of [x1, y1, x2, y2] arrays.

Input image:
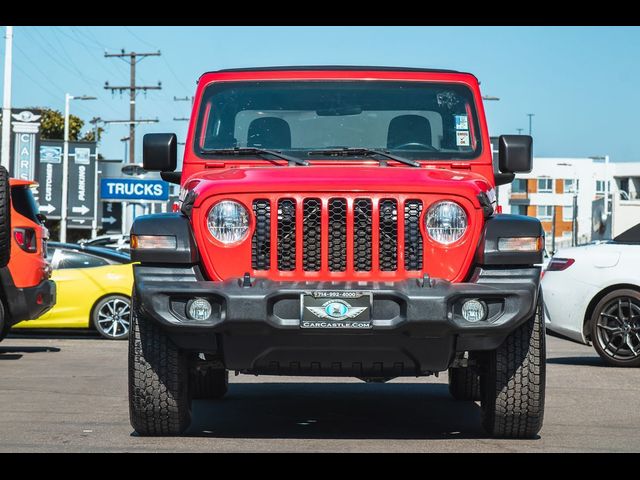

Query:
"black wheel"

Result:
[[0, 166, 11, 268], [190, 366, 228, 400], [448, 356, 481, 401], [0, 300, 9, 342], [590, 289, 640, 367], [481, 295, 546, 438], [128, 292, 191, 436], [92, 295, 131, 340]]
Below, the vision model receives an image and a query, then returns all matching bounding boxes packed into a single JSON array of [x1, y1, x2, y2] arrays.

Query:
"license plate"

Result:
[[300, 291, 372, 329]]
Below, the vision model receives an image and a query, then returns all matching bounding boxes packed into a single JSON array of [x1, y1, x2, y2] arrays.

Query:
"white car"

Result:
[[542, 224, 640, 367]]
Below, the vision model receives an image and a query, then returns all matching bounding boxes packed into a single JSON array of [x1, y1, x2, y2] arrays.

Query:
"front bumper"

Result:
[[0, 267, 56, 326], [135, 265, 540, 376]]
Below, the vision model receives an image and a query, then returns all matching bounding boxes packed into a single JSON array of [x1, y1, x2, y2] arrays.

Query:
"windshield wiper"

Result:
[[307, 148, 420, 167], [201, 147, 309, 166]]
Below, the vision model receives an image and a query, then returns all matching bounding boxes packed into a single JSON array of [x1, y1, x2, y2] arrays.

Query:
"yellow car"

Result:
[[14, 242, 133, 339]]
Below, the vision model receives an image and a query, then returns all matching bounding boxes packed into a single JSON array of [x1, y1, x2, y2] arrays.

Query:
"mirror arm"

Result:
[[160, 171, 182, 185], [494, 172, 515, 186]]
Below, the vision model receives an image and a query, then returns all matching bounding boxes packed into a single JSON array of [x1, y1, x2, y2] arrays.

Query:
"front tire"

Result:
[[448, 356, 481, 401], [481, 295, 546, 438], [128, 293, 191, 436], [190, 366, 228, 400], [590, 289, 640, 367]]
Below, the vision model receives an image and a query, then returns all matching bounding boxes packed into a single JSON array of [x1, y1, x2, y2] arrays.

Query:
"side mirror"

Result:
[[143, 133, 177, 172], [499, 135, 532, 173]]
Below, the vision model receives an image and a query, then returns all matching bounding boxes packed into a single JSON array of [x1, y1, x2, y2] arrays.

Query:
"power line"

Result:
[[21, 28, 122, 117], [104, 50, 162, 164]]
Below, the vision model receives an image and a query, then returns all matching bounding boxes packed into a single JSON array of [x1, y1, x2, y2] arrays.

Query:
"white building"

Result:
[[497, 157, 640, 250]]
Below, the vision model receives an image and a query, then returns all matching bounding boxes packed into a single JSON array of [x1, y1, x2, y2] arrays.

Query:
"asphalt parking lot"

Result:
[[0, 332, 639, 452]]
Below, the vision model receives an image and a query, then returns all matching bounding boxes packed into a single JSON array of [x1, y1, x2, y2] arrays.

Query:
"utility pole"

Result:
[[527, 113, 535, 136], [1, 26, 13, 170], [89, 117, 103, 238], [104, 50, 161, 164]]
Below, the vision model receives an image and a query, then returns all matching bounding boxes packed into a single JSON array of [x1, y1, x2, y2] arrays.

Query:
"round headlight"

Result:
[[425, 201, 468, 245], [207, 200, 250, 244]]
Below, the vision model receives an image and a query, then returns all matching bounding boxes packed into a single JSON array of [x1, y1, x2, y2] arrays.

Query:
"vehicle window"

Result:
[[11, 186, 40, 223], [196, 81, 482, 160], [55, 250, 110, 270]]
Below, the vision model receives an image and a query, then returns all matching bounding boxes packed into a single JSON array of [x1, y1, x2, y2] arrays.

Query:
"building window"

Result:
[[537, 205, 554, 220], [595, 180, 609, 195], [563, 179, 579, 193], [511, 179, 527, 193], [512, 205, 528, 216], [562, 205, 574, 222], [538, 178, 553, 193], [562, 231, 573, 239]]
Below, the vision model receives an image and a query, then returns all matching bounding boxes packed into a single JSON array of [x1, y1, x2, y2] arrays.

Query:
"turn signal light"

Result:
[[131, 234, 177, 250], [497, 236, 543, 252], [545, 257, 575, 271]]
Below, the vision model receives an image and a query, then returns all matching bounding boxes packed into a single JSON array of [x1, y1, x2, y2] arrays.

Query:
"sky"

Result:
[[2, 26, 639, 164]]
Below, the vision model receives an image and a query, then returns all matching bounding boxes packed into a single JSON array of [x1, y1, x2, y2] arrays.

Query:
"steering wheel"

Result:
[[391, 142, 438, 151]]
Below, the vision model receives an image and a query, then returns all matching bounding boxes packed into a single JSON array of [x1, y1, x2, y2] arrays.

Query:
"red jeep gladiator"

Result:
[[130, 66, 545, 438]]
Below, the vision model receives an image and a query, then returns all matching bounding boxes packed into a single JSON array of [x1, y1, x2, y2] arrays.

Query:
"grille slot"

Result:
[[302, 198, 321, 271], [379, 199, 398, 271], [251, 199, 271, 270], [328, 198, 347, 271], [277, 199, 296, 271], [404, 200, 424, 271], [353, 198, 372, 271]]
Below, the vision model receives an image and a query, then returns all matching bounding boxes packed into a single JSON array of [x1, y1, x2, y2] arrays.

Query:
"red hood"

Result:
[[190, 166, 492, 208]]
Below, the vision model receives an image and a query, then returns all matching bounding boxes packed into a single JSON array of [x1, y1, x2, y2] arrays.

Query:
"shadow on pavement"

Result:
[[186, 382, 486, 440], [0, 353, 23, 360], [0, 346, 61, 354], [7, 330, 102, 341], [547, 356, 606, 367]]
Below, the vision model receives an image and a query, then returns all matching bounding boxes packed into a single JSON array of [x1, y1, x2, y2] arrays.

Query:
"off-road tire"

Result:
[[128, 293, 191, 436], [0, 300, 8, 342], [448, 360, 481, 401], [481, 294, 546, 438], [0, 166, 11, 268], [190, 367, 228, 400]]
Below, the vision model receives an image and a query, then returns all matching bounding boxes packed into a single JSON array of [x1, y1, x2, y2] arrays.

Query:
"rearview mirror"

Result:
[[143, 133, 177, 172], [499, 135, 532, 173]]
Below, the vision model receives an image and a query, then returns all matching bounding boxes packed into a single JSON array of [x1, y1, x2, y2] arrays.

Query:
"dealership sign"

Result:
[[100, 178, 169, 201]]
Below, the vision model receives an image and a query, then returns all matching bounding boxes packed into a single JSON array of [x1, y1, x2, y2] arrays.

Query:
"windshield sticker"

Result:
[[456, 131, 470, 146], [455, 115, 468, 130]]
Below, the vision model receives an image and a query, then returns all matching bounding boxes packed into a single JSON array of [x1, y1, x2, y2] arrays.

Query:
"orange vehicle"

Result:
[[0, 168, 56, 341]]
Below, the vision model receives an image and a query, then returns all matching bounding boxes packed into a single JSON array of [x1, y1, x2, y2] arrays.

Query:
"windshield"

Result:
[[195, 81, 482, 160]]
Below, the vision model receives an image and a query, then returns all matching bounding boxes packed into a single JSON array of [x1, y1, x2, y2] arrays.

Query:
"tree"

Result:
[[37, 108, 84, 141], [81, 127, 104, 143]]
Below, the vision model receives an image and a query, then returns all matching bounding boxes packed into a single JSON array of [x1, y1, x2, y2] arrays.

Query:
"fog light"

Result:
[[461, 299, 486, 323], [187, 298, 212, 321]]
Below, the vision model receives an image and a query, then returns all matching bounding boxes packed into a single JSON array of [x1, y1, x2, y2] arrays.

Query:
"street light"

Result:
[[482, 96, 500, 101], [60, 93, 97, 243], [527, 113, 535, 135]]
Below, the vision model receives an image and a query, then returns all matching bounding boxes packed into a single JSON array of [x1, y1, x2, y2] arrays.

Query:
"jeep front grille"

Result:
[[251, 196, 424, 274]]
